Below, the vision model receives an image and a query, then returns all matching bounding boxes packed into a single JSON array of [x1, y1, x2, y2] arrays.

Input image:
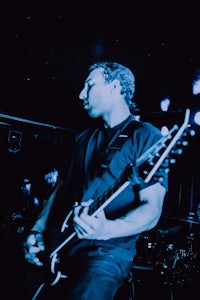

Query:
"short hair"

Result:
[[89, 61, 135, 106]]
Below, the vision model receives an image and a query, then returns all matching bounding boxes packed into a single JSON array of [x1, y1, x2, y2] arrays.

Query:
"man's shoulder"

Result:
[[132, 119, 161, 136], [136, 119, 158, 129]]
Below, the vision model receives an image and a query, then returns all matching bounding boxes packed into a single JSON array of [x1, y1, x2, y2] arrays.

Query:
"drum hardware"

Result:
[[133, 233, 159, 268], [176, 216, 200, 225], [133, 226, 200, 287]]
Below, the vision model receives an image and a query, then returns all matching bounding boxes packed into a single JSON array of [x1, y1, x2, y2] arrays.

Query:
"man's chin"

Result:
[[88, 111, 99, 118]]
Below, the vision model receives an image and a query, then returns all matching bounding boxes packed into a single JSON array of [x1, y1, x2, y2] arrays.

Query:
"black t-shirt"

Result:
[[46, 115, 168, 260]]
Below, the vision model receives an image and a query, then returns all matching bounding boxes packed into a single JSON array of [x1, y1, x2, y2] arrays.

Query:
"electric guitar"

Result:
[[30, 108, 194, 299]]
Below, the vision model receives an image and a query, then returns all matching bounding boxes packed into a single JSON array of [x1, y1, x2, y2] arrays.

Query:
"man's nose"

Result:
[[79, 88, 86, 100]]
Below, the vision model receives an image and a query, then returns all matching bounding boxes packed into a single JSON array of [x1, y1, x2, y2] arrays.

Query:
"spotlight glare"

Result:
[[192, 79, 200, 95], [194, 111, 200, 126], [160, 97, 170, 112]]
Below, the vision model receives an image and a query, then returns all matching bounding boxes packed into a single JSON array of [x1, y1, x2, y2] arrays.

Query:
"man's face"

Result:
[[79, 68, 115, 118]]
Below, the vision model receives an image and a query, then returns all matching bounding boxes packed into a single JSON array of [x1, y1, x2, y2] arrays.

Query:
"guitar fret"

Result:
[[88, 175, 127, 216]]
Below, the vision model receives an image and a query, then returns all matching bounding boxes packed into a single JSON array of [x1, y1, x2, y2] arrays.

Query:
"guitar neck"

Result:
[[88, 161, 134, 217]]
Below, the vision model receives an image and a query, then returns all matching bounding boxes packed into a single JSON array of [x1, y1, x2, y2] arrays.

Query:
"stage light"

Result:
[[193, 111, 200, 126], [187, 108, 200, 132], [192, 69, 200, 96], [160, 97, 171, 112], [8, 130, 22, 153]]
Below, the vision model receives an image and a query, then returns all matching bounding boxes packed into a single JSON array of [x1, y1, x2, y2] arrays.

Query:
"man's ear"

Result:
[[111, 79, 121, 92]]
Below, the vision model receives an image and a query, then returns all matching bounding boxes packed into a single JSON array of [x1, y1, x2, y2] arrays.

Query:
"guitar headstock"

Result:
[[138, 109, 196, 183]]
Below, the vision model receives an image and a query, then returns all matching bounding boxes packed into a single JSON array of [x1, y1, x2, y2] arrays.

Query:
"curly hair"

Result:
[[89, 61, 135, 107]]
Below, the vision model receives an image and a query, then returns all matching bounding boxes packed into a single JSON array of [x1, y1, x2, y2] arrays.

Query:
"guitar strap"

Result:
[[100, 116, 139, 173], [81, 116, 139, 202]]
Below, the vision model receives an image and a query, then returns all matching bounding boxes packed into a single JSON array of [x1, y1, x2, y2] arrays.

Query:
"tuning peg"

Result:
[[171, 148, 183, 155], [169, 158, 176, 164], [142, 170, 149, 175], [158, 177, 164, 183], [185, 126, 196, 136], [176, 139, 188, 147], [147, 160, 156, 166], [183, 128, 196, 138], [189, 129, 196, 136], [182, 140, 189, 146]]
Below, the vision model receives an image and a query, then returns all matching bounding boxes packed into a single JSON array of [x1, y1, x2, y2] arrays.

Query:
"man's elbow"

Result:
[[148, 203, 163, 230]]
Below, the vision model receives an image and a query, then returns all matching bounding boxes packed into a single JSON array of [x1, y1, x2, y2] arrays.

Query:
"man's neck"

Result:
[[103, 111, 131, 128]]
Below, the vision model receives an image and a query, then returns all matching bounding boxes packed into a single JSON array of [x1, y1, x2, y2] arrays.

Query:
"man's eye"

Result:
[[87, 83, 95, 91]]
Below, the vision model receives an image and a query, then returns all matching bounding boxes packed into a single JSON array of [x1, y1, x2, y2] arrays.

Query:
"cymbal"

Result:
[[176, 216, 200, 225]]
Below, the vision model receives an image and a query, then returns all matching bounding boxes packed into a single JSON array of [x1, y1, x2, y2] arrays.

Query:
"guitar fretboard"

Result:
[[88, 165, 133, 217]]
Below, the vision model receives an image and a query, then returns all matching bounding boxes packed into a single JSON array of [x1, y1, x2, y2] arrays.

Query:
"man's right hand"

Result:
[[23, 232, 45, 266]]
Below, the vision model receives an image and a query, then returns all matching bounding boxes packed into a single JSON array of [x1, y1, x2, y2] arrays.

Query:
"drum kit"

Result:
[[133, 214, 200, 287]]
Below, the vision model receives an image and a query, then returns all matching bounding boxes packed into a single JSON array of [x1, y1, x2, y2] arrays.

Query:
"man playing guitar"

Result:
[[23, 61, 168, 300]]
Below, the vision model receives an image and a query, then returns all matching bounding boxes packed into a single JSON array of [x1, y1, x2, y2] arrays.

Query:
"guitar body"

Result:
[[29, 109, 194, 300], [27, 213, 74, 299]]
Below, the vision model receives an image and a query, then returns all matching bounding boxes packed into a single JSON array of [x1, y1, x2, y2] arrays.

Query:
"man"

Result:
[[23, 61, 168, 299]]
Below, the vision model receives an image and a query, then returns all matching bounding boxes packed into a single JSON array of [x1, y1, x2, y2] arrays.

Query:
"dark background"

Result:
[[0, 0, 200, 221], [0, 2, 199, 299]]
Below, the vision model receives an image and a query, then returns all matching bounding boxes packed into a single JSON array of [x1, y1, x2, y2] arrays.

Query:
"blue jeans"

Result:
[[35, 245, 134, 300]]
